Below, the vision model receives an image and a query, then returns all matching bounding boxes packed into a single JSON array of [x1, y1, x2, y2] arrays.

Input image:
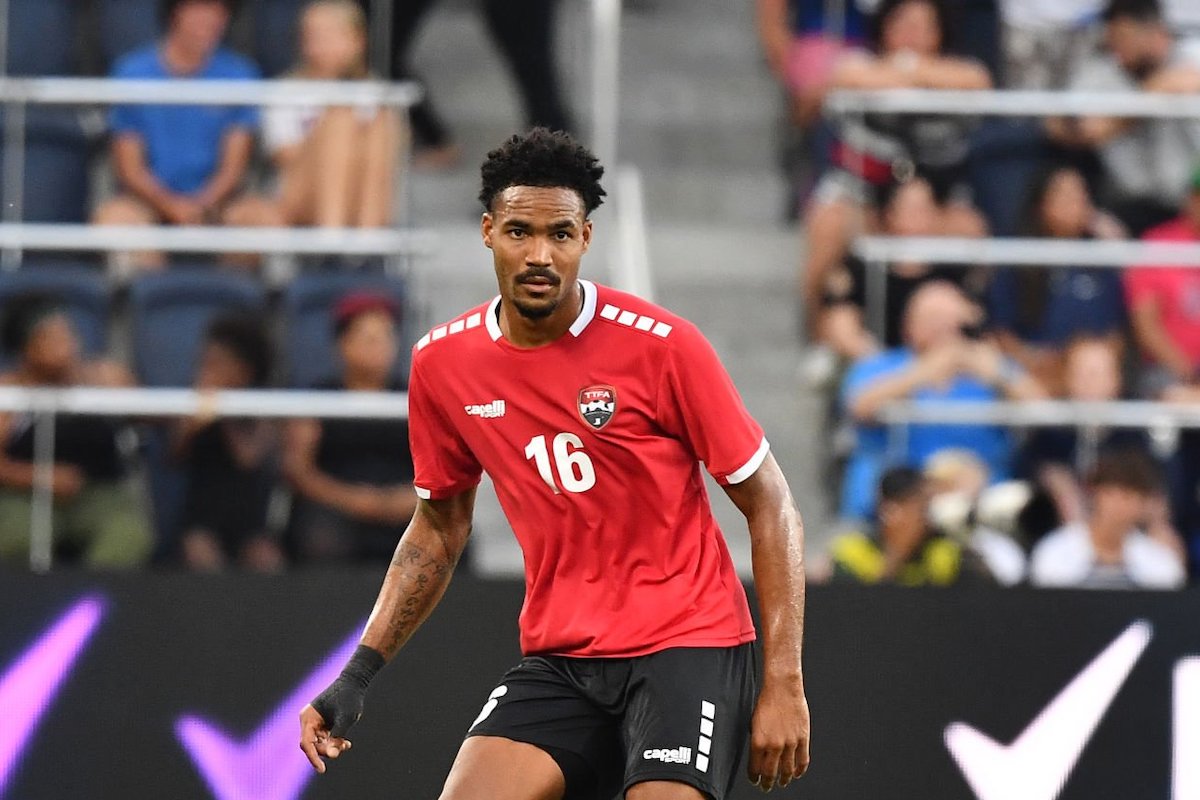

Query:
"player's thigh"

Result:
[[440, 735, 565, 800], [460, 657, 623, 799], [622, 645, 757, 800]]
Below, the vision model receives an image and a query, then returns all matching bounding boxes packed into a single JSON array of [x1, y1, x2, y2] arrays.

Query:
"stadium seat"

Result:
[[7, 0, 76, 76], [0, 264, 109, 367], [253, 0, 307, 77], [129, 270, 267, 387], [96, 0, 162, 69], [281, 271, 408, 388], [0, 108, 92, 225]]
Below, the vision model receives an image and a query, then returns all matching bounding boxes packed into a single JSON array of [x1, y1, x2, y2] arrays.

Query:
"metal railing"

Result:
[[825, 87, 1200, 336], [0, 386, 408, 574], [0, 77, 427, 268]]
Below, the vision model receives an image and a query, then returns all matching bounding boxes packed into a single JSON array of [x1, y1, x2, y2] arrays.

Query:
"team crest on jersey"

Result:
[[578, 385, 617, 431]]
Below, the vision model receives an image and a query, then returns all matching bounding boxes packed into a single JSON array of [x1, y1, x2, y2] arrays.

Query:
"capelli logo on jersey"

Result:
[[643, 746, 692, 765], [464, 400, 507, 419]]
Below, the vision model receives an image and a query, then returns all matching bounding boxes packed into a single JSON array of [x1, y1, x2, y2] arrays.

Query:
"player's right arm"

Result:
[[299, 487, 476, 773]]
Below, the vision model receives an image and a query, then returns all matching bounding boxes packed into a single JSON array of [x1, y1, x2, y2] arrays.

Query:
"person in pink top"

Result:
[[1124, 164, 1200, 401]]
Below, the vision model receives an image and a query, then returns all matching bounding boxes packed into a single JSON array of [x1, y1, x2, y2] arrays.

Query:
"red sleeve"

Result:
[[407, 354, 482, 500], [657, 322, 768, 485]]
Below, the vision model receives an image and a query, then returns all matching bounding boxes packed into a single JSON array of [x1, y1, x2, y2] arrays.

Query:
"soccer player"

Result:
[[299, 128, 811, 799]]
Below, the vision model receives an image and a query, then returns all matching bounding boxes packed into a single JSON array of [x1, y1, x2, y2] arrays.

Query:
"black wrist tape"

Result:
[[311, 645, 386, 738]]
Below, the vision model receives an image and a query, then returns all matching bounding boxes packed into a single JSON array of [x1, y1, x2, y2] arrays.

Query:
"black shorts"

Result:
[[466, 643, 758, 800]]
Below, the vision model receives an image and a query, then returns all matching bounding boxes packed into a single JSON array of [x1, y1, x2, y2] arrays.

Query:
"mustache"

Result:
[[517, 267, 560, 284]]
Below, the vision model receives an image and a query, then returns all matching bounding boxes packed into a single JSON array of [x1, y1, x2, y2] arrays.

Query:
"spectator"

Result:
[[988, 165, 1128, 392], [829, 466, 989, 585], [925, 448, 1029, 585], [1016, 336, 1151, 522], [264, 0, 407, 228], [1047, 0, 1200, 235], [1030, 450, 1185, 588], [389, 0, 572, 163], [757, 0, 869, 214], [802, 0, 991, 329], [1125, 165, 1200, 400], [283, 293, 417, 562], [998, 0, 1102, 89], [840, 281, 1044, 519], [173, 314, 282, 572], [93, 0, 281, 270], [818, 175, 971, 364], [0, 296, 152, 569]]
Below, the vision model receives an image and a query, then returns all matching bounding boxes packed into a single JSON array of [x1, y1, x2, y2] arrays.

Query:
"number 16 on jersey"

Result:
[[524, 433, 597, 494]]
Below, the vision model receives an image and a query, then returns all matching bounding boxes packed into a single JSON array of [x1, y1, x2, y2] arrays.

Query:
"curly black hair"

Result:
[[478, 128, 606, 215]]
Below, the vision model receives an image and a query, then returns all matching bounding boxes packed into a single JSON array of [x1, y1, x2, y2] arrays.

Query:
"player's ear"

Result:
[[481, 212, 494, 249], [581, 218, 593, 253]]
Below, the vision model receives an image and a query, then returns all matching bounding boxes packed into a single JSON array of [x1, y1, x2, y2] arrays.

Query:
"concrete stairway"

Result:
[[403, 0, 834, 575]]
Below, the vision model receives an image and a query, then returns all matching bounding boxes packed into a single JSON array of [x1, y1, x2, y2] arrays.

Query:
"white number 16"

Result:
[[524, 433, 596, 494]]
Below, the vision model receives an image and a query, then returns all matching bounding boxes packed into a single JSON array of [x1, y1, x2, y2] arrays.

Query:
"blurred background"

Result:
[[3, 0, 1200, 797]]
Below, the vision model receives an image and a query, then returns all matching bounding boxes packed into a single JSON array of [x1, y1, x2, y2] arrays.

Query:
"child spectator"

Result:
[[1030, 450, 1185, 588], [93, 0, 281, 269], [0, 296, 151, 569], [173, 314, 282, 572], [829, 466, 990, 585], [988, 165, 1128, 392], [263, 0, 407, 228], [283, 293, 417, 562], [1016, 336, 1150, 519], [802, 0, 990, 329]]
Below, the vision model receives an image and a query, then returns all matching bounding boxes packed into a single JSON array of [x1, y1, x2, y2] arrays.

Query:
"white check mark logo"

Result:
[[945, 620, 1152, 800]]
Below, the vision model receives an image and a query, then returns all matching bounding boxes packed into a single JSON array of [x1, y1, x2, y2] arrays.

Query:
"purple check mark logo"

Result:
[[0, 596, 106, 798], [175, 627, 362, 800]]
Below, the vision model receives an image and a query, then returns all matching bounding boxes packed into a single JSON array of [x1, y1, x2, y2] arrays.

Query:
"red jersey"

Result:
[[1125, 218, 1200, 369], [408, 280, 765, 658]]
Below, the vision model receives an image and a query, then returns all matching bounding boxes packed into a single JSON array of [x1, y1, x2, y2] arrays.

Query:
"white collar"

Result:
[[485, 279, 597, 342]]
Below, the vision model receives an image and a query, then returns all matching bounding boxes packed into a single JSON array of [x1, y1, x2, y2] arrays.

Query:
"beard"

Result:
[[512, 295, 560, 319], [1126, 55, 1161, 83]]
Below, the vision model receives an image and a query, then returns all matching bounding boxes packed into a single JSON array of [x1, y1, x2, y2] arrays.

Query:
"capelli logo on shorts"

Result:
[[643, 746, 692, 765]]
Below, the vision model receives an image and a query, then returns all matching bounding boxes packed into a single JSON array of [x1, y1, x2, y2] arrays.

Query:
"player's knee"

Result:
[[625, 780, 708, 800]]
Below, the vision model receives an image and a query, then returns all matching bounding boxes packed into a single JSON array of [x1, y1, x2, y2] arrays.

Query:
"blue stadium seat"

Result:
[[282, 271, 408, 388], [7, 0, 76, 76], [129, 270, 267, 387], [0, 108, 92, 224], [253, 0, 307, 77], [0, 265, 110, 366], [96, 0, 162, 69]]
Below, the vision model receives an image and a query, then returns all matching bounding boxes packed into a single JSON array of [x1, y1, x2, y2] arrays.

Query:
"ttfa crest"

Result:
[[578, 385, 617, 431]]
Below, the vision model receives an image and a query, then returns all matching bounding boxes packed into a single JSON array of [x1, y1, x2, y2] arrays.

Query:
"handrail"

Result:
[[853, 237, 1200, 267], [0, 386, 409, 418], [0, 223, 438, 255], [0, 77, 422, 107], [878, 400, 1200, 429], [826, 88, 1200, 118]]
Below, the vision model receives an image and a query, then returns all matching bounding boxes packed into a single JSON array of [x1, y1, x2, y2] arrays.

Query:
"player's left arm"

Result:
[[723, 451, 810, 793]]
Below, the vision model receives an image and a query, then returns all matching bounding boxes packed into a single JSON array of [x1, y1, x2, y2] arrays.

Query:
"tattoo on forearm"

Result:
[[376, 538, 457, 656]]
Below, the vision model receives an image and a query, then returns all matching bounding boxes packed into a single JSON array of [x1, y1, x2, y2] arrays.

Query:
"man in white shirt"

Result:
[[1030, 450, 1186, 589], [1048, 0, 1200, 234]]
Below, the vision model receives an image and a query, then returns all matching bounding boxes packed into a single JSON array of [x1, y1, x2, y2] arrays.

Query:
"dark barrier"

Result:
[[1, 572, 1197, 799]]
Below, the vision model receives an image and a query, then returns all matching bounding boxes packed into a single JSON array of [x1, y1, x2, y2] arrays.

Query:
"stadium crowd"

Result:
[[1, 0, 1200, 591], [764, 0, 1200, 588]]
